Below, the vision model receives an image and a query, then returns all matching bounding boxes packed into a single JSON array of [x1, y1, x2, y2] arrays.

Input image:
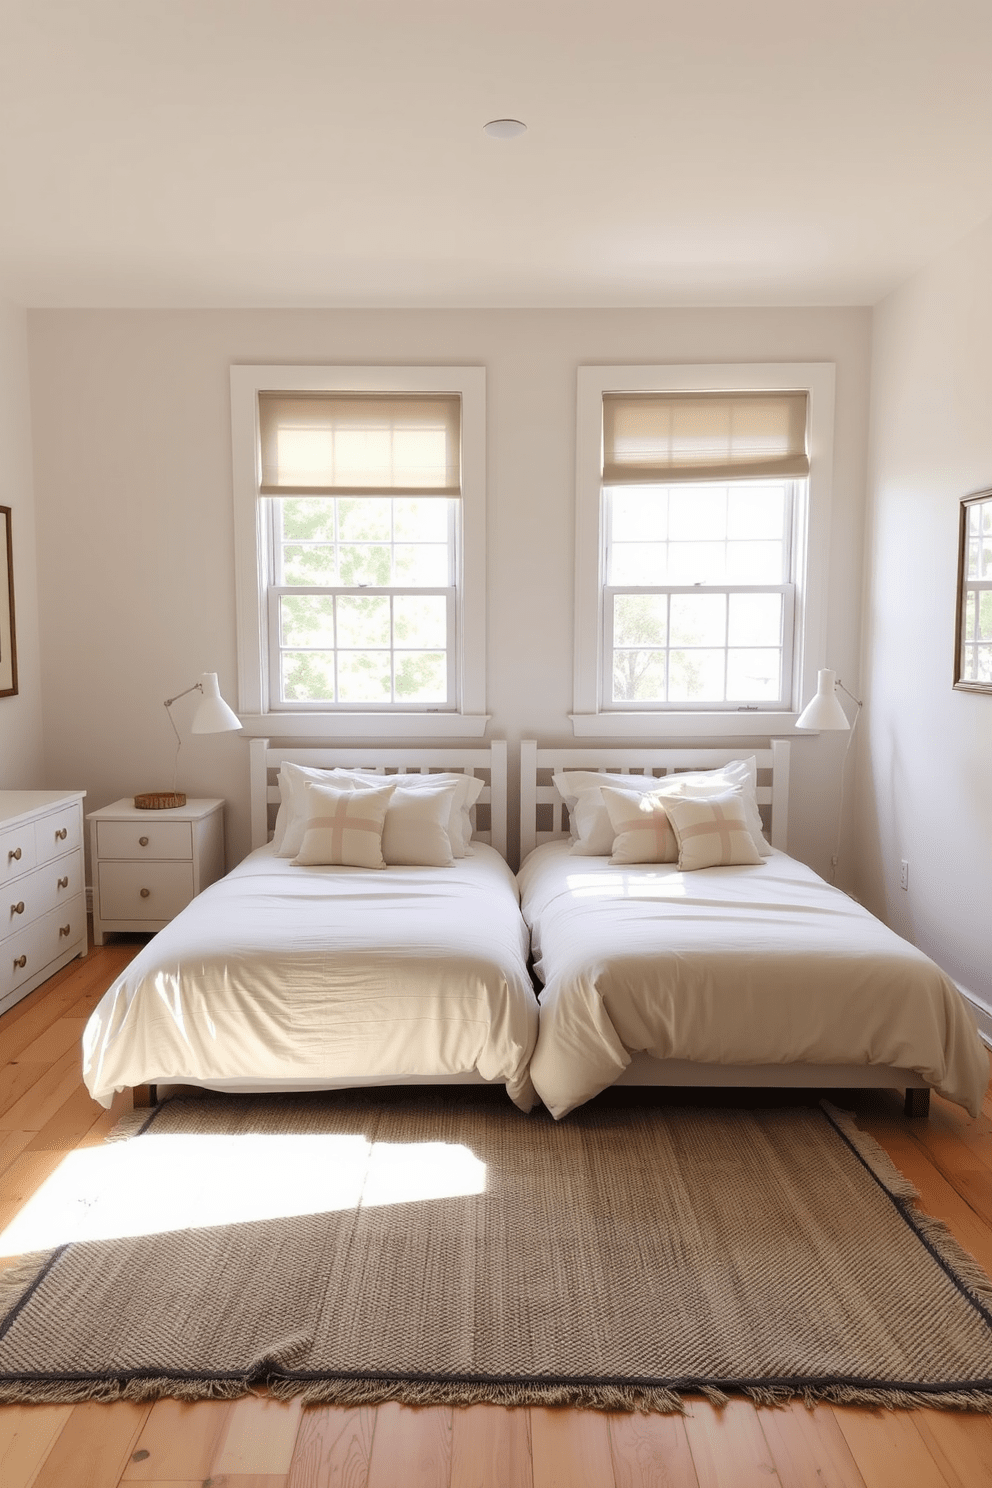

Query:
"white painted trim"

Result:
[[573, 362, 836, 734], [238, 712, 490, 740], [957, 981, 992, 1047], [231, 364, 487, 732]]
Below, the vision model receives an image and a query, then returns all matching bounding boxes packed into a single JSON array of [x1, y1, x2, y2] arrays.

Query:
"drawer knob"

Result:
[[55, 828, 67, 841], [13, 954, 26, 969], [11, 901, 24, 915], [140, 887, 151, 898], [8, 847, 21, 862], [59, 923, 71, 937], [58, 876, 69, 889], [139, 836, 150, 847]]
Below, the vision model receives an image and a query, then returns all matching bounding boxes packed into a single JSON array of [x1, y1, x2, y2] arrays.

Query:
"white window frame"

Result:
[[572, 362, 836, 738], [231, 365, 488, 739]]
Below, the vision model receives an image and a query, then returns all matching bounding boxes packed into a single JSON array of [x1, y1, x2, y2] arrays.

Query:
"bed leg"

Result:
[[904, 1087, 930, 1118], [132, 1084, 157, 1109]]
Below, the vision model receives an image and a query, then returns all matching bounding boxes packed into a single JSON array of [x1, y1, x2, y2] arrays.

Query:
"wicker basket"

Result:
[[133, 792, 187, 810]]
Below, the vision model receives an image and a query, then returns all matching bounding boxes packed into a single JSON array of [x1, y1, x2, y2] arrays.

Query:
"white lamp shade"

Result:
[[190, 673, 242, 733], [795, 669, 850, 730]]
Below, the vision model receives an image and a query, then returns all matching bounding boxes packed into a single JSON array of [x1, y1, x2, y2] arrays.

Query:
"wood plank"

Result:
[[0, 1127, 33, 1176], [450, 1405, 532, 1488], [531, 1407, 615, 1488], [756, 1402, 866, 1488], [0, 1046, 83, 1131], [607, 1409, 699, 1488], [287, 1403, 376, 1488], [119, 1479, 288, 1488], [12, 1016, 88, 1069], [830, 1406, 952, 1488], [681, 1399, 782, 1488], [24, 1079, 109, 1154], [365, 1403, 453, 1488], [29, 1400, 152, 1488], [120, 1399, 235, 1480], [910, 1408, 992, 1488], [212, 1395, 304, 1477], [0, 1403, 74, 1488]]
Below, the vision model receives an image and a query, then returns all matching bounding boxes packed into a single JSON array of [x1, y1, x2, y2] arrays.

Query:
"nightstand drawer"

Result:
[[96, 820, 193, 861], [97, 860, 195, 921], [4, 849, 83, 931]]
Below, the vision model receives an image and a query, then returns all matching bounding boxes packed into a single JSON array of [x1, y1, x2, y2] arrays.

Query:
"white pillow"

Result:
[[663, 790, 764, 871], [601, 785, 679, 864], [340, 778, 458, 866], [329, 768, 483, 857], [292, 782, 394, 869]]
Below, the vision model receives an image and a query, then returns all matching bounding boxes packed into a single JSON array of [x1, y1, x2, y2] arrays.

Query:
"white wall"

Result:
[[0, 299, 43, 787], [860, 214, 992, 1023], [28, 308, 870, 869]]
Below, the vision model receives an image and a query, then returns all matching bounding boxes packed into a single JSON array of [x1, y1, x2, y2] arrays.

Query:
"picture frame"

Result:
[[0, 506, 17, 698], [954, 488, 992, 694]]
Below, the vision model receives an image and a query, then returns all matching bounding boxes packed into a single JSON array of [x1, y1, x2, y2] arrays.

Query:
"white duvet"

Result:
[[83, 844, 539, 1110], [519, 842, 988, 1119]]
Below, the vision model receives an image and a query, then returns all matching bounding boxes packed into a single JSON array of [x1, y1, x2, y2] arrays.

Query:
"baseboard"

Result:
[[958, 982, 992, 1048]]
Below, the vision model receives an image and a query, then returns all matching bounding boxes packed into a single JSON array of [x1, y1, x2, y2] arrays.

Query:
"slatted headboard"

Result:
[[249, 738, 508, 858], [519, 739, 791, 862]]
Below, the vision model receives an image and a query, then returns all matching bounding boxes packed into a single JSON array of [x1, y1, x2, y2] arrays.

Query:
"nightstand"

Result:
[[1, 790, 87, 1016], [88, 798, 225, 944]]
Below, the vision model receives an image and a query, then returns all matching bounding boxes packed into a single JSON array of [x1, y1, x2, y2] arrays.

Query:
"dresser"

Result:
[[88, 798, 225, 944], [1, 790, 87, 1017]]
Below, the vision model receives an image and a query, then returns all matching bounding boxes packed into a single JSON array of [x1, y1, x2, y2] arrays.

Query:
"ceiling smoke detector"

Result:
[[483, 119, 527, 140]]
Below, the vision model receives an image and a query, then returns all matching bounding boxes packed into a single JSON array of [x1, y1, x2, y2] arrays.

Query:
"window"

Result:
[[231, 367, 488, 739], [954, 488, 992, 693], [573, 364, 836, 738]]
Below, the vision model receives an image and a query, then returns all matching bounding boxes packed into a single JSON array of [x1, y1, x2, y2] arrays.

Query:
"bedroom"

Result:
[[2, 1, 992, 1483]]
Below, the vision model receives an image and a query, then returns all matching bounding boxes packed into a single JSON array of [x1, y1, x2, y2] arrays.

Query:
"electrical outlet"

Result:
[[900, 859, 909, 891]]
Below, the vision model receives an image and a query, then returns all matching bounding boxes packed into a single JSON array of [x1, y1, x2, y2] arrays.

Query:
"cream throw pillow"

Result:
[[663, 790, 763, 871], [292, 782, 394, 869], [601, 785, 679, 864], [330, 768, 482, 857]]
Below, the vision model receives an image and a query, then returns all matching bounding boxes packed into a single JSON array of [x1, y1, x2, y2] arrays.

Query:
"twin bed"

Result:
[[81, 739, 989, 1120]]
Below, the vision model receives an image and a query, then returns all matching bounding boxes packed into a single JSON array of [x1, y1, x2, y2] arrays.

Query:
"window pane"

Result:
[[394, 544, 449, 585], [670, 592, 726, 646], [282, 543, 338, 585], [976, 645, 992, 682], [983, 542, 992, 579], [614, 593, 667, 648], [727, 649, 781, 700], [336, 595, 390, 647], [668, 542, 726, 584], [394, 594, 447, 648], [282, 651, 335, 701], [338, 544, 392, 585], [394, 498, 450, 542], [968, 539, 981, 580], [280, 496, 335, 542], [727, 485, 785, 540], [337, 652, 391, 701], [668, 649, 725, 701], [395, 652, 447, 701], [280, 595, 335, 647], [726, 541, 784, 583], [337, 497, 391, 542], [611, 489, 668, 542], [669, 487, 726, 541], [613, 651, 667, 701], [728, 592, 782, 647], [980, 590, 992, 640], [611, 542, 668, 584]]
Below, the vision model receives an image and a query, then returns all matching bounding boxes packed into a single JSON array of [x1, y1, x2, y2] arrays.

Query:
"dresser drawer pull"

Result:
[[55, 828, 68, 841], [139, 836, 149, 847], [8, 847, 21, 862], [140, 887, 151, 898], [59, 923, 72, 937], [58, 876, 69, 889], [11, 901, 24, 915], [13, 954, 26, 969]]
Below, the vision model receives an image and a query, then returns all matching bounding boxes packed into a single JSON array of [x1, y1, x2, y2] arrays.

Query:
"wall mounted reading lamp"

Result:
[[135, 672, 242, 810]]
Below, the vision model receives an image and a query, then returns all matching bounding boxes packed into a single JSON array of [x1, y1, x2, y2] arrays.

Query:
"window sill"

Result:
[[570, 711, 801, 739], [238, 713, 491, 740]]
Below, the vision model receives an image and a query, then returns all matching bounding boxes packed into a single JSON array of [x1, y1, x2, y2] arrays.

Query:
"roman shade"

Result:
[[602, 391, 809, 485], [258, 392, 461, 496]]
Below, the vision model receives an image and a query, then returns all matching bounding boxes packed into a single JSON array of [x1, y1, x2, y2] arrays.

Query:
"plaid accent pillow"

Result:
[[292, 782, 395, 869], [663, 789, 764, 871], [601, 786, 679, 864]]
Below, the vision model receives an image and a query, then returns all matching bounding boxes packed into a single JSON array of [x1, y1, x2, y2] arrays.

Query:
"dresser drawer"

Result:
[[34, 802, 83, 865], [1, 821, 36, 885], [1, 897, 85, 999], [98, 860, 195, 922], [96, 820, 193, 861], [2, 848, 84, 934]]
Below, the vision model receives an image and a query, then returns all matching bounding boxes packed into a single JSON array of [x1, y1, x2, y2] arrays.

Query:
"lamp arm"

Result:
[[835, 678, 863, 711], [163, 681, 204, 709], [163, 683, 203, 794]]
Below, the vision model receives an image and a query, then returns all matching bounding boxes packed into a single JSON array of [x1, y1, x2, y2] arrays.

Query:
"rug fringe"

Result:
[[0, 1252, 56, 1323], [820, 1102, 920, 1202], [104, 1107, 157, 1144]]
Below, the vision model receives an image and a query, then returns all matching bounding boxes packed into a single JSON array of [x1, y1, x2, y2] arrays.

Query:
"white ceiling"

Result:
[[2, 0, 991, 309]]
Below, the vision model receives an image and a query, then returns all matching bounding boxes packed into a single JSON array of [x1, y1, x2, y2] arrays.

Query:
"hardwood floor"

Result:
[[3, 935, 992, 1488]]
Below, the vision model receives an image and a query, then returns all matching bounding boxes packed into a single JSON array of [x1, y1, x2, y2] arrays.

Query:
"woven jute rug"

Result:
[[2, 1090, 992, 1411]]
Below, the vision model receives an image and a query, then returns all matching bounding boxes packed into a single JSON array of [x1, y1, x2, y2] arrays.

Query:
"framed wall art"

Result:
[[954, 488, 992, 694], [0, 506, 17, 698]]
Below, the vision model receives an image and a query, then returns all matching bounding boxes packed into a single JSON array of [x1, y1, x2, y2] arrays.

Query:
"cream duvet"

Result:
[[519, 843, 987, 1119], [83, 844, 538, 1110]]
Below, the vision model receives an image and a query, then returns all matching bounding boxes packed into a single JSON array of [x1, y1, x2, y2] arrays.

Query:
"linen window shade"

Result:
[[258, 392, 461, 496], [602, 391, 809, 485]]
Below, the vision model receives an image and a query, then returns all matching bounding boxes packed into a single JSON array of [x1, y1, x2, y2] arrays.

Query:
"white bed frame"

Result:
[[518, 739, 930, 1115], [249, 737, 507, 858]]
